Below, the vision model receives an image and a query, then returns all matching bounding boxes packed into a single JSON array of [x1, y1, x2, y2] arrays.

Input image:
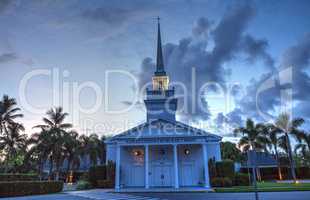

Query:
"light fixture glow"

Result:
[[184, 149, 190, 155]]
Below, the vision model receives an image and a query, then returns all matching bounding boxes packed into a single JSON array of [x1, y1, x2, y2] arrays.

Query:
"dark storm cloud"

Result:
[[192, 17, 212, 37], [0, 52, 18, 63], [280, 34, 310, 70], [0, 0, 11, 13], [82, 7, 133, 25], [81, 1, 154, 26], [240, 35, 275, 69], [137, 3, 275, 122], [232, 34, 310, 123], [214, 109, 243, 131]]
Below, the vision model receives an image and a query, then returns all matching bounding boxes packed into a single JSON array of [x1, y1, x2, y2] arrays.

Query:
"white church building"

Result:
[[106, 20, 222, 191]]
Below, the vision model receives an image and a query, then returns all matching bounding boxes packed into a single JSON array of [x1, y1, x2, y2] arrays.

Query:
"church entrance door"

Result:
[[180, 161, 196, 186], [150, 146, 173, 187]]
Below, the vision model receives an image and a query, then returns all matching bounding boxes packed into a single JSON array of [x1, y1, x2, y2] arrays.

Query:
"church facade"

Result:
[[106, 20, 222, 191]]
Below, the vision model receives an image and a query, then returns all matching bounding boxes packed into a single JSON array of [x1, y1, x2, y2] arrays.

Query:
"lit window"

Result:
[[133, 150, 141, 156]]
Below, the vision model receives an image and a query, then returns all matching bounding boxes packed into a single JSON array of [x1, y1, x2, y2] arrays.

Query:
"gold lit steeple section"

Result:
[[152, 75, 169, 90]]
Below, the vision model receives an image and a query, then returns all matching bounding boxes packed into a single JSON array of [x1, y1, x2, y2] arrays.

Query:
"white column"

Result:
[[173, 144, 179, 189], [145, 145, 149, 189], [115, 145, 121, 190], [202, 143, 210, 188]]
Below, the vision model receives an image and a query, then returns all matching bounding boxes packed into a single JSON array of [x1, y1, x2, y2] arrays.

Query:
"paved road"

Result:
[[2, 190, 310, 200]]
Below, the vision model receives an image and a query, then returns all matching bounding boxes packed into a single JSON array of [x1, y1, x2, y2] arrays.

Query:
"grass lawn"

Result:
[[215, 182, 310, 193]]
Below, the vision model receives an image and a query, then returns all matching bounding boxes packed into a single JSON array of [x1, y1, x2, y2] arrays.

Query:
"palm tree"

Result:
[[0, 123, 27, 172], [29, 129, 54, 180], [63, 131, 81, 173], [294, 131, 310, 166], [234, 119, 269, 182], [235, 119, 269, 152], [0, 95, 23, 135], [79, 134, 102, 167], [265, 123, 283, 180], [274, 113, 304, 182], [33, 107, 72, 180]]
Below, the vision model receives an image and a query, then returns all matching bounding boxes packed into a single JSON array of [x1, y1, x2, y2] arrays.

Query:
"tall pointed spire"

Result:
[[155, 17, 166, 76]]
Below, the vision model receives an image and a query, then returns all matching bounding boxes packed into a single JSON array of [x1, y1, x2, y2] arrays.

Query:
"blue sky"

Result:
[[1, 0, 310, 140]]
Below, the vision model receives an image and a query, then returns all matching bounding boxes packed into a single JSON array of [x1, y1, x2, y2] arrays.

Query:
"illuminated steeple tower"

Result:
[[145, 18, 177, 122], [152, 17, 169, 91]]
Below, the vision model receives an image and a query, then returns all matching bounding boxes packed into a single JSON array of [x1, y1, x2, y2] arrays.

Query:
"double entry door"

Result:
[[150, 146, 173, 187]]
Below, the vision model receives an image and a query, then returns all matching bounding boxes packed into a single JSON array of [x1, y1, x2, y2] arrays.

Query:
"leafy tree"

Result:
[[79, 134, 102, 167], [220, 141, 244, 162], [0, 123, 27, 172]]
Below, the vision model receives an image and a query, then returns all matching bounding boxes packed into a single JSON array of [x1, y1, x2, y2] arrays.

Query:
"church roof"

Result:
[[107, 118, 222, 143]]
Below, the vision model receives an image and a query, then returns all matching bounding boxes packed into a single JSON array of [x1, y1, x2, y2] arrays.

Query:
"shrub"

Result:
[[76, 180, 92, 190], [106, 161, 116, 183], [234, 173, 250, 186], [216, 160, 235, 178], [79, 172, 89, 181], [88, 165, 107, 187], [208, 158, 217, 179], [97, 180, 114, 188], [211, 177, 232, 187], [0, 181, 63, 197], [88, 161, 116, 188], [0, 173, 39, 182]]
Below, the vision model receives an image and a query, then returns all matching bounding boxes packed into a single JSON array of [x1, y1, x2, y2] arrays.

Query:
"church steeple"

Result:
[[152, 17, 169, 91], [155, 17, 166, 76], [145, 17, 177, 122]]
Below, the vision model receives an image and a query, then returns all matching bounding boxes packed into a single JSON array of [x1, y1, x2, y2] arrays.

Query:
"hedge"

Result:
[[89, 165, 107, 187], [88, 161, 115, 188], [240, 167, 310, 181], [234, 173, 250, 186], [0, 174, 39, 182], [0, 181, 63, 197], [211, 177, 233, 187], [216, 160, 235, 178], [97, 180, 114, 188]]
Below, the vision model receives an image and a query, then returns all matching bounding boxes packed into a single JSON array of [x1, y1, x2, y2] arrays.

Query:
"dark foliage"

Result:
[[216, 160, 235, 178], [211, 177, 233, 187], [0, 173, 39, 182], [0, 181, 63, 197]]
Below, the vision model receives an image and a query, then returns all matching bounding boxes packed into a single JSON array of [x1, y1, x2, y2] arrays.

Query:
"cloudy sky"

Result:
[[1, 0, 310, 140]]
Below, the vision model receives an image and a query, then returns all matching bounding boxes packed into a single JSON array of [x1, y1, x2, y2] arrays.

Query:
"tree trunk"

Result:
[[66, 157, 72, 183], [274, 146, 283, 180], [55, 163, 60, 181], [285, 133, 297, 181], [256, 167, 261, 181], [38, 159, 43, 181], [49, 157, 54, 180], [4, 156, 10, 173], [67, 157, 72, 173]]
